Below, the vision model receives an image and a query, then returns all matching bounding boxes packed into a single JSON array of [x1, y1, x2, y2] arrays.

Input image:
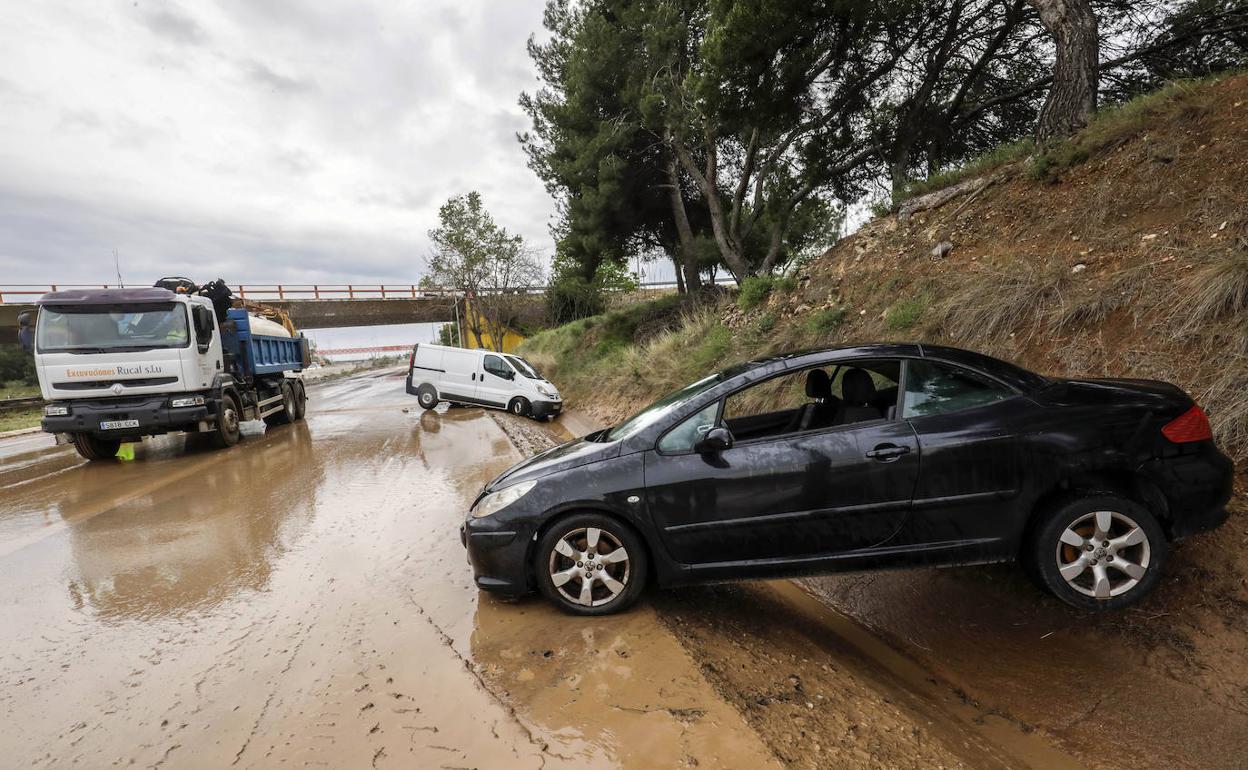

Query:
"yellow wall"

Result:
[[460, 301, 526, 353]]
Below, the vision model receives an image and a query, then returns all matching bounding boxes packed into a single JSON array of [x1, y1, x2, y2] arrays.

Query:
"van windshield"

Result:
[[505, 355, 543, 380], [36, 304, 190, 353]]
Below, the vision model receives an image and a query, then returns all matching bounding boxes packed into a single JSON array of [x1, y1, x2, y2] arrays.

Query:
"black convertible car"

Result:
[[462, 344, 1232, 615]]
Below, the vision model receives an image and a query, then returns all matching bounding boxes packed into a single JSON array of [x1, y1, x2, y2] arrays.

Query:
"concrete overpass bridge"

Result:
[[0, 284, 482, 342]]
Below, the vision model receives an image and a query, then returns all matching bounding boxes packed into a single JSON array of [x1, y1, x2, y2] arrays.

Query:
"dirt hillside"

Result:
[[520, 72, 1248, 769]]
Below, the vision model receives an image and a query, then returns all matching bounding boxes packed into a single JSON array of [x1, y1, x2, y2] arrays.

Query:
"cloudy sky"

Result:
[[0, 0, 556, 288]]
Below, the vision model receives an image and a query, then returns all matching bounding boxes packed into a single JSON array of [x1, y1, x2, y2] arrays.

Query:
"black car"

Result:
[[462, 344, 1232, 615]]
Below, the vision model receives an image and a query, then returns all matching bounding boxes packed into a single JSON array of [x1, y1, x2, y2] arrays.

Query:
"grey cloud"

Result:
[[135, 4, 206, 46], [243, 60, 315, 95]]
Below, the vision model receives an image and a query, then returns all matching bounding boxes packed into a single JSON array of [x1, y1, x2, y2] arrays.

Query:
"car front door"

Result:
[[643, 362, 920, 573], [477, 353, 515, 408]]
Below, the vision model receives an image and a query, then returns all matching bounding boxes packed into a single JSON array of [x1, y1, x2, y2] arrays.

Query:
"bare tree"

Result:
[[1028, 0, 1100, 142]]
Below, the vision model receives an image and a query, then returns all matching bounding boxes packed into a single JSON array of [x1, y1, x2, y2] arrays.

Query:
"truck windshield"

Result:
[[36, 303, 190, 353], [504, 355, 543, 380]]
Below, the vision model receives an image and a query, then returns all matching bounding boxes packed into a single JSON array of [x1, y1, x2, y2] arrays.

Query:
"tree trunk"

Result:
[[673, 258, 686, 293], [1028, 0, 1098, 143], [664, 154, 703, 293]]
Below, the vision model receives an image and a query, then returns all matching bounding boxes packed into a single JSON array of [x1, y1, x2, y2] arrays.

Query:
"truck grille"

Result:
[[53, 377, 179, 391]]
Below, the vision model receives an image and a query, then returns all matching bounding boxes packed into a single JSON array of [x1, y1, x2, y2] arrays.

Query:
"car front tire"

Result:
[[1029, 494, 1167, 611], [535, 513, 648, 616]]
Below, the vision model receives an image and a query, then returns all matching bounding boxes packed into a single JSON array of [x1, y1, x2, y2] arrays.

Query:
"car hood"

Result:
[[483, 435, 618, 493]]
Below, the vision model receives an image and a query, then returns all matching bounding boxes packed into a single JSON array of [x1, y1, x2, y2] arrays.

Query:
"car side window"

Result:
[[483, 354, 512, 378], [902, 360, 1013, 418], [658, 401, 720, 454]]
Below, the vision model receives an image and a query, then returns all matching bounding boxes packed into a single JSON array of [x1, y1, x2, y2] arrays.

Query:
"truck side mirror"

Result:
[[193, 305, 215, 352]]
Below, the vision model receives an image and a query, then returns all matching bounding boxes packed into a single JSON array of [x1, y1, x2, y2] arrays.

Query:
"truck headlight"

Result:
[[170, 396, 205, 408], [536, 383, 557, 399], [43, 404, 69, 416], [471, 480, 536, 518]]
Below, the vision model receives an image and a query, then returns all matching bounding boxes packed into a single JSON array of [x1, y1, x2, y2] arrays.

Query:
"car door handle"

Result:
[[866, 444, 911, 461]]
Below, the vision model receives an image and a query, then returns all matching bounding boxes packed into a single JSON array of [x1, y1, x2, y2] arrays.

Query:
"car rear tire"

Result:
[[210, 393, 243, 448], [416, 384, 439, 410], [509, 397, 531, 417], [71, 433, 121, 461], [1029, 494, 1167, 611], [535, 513, 648, 616]]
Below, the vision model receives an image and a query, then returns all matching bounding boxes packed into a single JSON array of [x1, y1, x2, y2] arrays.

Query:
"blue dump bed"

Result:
[[222, 308, 309, 376]]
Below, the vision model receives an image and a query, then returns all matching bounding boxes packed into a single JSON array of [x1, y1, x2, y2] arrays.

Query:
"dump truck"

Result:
[[32, 278, 310, 460]]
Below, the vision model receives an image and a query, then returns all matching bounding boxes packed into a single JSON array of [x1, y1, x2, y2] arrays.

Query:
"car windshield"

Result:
[[505, 355, 543, 380], [603, 372, 726, 442], [36, 303, 190, 353]]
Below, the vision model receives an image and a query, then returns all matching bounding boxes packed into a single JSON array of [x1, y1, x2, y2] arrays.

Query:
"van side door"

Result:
[[477, 353, 516, 408], [437, 348, 481, 404]]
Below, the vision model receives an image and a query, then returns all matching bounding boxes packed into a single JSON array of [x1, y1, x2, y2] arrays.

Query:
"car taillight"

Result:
[[409, 349, 415, 370], [1162, 405, 1213, 443]]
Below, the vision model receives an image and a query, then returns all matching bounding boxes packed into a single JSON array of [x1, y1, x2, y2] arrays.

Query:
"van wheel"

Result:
[[417, 384, 439, 410], [1028, 494, 1167, 611], [210, 393, 243, 448], [71, 433, 121, 461], [509, 397, 531, 417]]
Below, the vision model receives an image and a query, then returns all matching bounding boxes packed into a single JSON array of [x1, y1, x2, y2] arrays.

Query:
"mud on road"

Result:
[[0, 370, 1239, 769]]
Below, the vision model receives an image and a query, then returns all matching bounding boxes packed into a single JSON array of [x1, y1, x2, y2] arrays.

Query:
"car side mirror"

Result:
[[193, 305, 215, 351], [695, 426, 733, 454]]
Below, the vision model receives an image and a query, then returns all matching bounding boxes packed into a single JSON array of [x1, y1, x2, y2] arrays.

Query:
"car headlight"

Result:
[[472, 480, 536, 518], [170, 396, 205, 408], [43, 404, 69, 416], [536, 383, 557, 399]]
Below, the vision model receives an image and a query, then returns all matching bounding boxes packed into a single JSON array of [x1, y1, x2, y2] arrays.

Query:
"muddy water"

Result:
[[0, 372, 778, 769]]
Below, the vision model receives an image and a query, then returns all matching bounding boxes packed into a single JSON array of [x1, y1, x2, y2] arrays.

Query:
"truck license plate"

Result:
[[100, 419, 140, 430]]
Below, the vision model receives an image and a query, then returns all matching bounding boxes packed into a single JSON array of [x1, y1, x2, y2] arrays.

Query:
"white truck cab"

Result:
[[405, 343, 562, 420], [34, 283, 309, 460]]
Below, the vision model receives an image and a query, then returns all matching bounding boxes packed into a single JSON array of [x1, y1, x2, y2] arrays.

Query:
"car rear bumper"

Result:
[[1142, 443, 1234, 539], [462, 520, 532, 596], [41, 395, 211, 439]]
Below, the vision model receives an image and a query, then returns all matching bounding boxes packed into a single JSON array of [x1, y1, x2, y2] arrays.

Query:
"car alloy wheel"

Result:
[[1055, 509, 1151, 599], [548, 527, 630, 607]]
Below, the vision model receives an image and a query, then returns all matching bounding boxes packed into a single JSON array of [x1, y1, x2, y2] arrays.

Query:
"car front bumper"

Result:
[[461, 519, 533, 596], [41, 395, 211, 439]]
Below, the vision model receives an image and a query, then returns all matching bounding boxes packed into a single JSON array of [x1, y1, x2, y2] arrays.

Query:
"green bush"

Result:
[[774, 275, 798, 293], [884, 298, 926, 331], [807, 307, 847, 335], [0, 345, 36, 385], [737, 275, 775, 310], [690, 323, 733, 371], [755, 311, 777, 334]]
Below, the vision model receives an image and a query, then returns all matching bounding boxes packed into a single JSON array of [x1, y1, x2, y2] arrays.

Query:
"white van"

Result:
[[405, 343, 563, 420]]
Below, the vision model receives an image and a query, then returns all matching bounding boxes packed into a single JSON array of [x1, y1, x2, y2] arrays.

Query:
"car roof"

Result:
[[732, 343, 1048, 393]]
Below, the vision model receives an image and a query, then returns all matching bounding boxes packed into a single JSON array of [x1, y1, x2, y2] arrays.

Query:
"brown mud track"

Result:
[[0, 370, 1238, 768]]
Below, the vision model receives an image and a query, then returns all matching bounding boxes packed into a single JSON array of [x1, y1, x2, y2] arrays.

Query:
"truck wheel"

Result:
[[508, 397, 531, 417], [71, 433, 121, 461], [210, 393, 243, 448], [291, 381, 307, 421], [264, 382, 296, 427], [416, 384, 439, 410]]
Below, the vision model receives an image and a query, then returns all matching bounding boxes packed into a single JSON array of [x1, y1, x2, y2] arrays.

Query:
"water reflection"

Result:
[[61, 422, 323, 620]]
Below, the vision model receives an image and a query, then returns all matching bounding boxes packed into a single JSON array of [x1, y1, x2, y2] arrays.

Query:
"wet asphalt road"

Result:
[[3, 369, 1242, 769], [0, 371, 779, 769]]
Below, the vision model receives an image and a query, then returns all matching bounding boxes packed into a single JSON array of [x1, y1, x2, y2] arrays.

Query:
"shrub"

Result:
[[807, 307, 847, 335], [1183, 251, 1248, 329], [884, 298, 926, 331], [0, 345, 36, 385], [755, 311, 777, 334], [774, 275, 799, 293], [938, 258, 1068, 341], [737, 275, 775, 310]]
